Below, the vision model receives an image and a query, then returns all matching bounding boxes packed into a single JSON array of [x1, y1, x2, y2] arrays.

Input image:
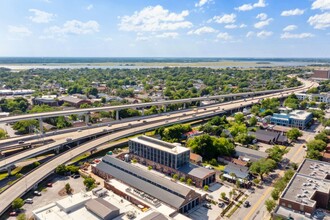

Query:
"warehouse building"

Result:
[[92, 155, 202, 214]]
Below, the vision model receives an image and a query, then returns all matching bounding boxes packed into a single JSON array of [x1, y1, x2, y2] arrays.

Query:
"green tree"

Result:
[[12, 120, 39, 134], [220, 192, 226, 200], [187, 178, 192, 186], [284, 94, 299, 109], [249, 158, 276, 180], [265, 199, 276, 213], [33, 161, 40, 168], [83, 177, 96, 191], [234, 113, 245, 123], [251, 105, 260, 115], [55, 164, 67, 175], [286, 128, 302, 142], [271, 188, 280, 200], [307, 149, 322, 160], [65, 183, 72, 194], [307, 139, 327, 151], [0, 128, 8, 139], [204, 185, 209, 191], [261, 98, 280, 112], [180, 177, 185, 182], [56, 116, 71, 129], [314, 132, 329, 143], [300, 100, 308, 109], [249, 116, 258, 126], [172, 173, 179, 180], [12, 198, 24, 210], [266, 146, 288, 162], [319, 102, 327, 110], [16, 213, 27, 220]]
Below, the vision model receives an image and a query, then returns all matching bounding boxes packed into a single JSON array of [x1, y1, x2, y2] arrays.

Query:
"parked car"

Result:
[[71, 174, 80, 179], [25, 198, 33, 204], [203, 203, 212, 209], [46, 182, 53, 187], [9, 211, 17, 216], [218, 202, 225, 208], [34, 191, 41, 196], [244, 201, 250, 208]]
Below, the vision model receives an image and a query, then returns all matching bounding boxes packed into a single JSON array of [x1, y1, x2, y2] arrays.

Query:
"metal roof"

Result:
[[235, 146, 268, 159], [223, 162, 249, 179], [178, 163, 215, 179], [140, 212, 169, 220], [85, 198, 119, 220], [97, 156, 198, 209]]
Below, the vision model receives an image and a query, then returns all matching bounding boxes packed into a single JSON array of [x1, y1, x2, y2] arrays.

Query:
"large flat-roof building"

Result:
[[296, 92, 330, 104], [274, 159, 330, 219], [311, 70, 330, 80], [270, 110, 313, 129], [129, 136, 190, 170], [128, 136, 216, 187], [92, 155, 201, 214]]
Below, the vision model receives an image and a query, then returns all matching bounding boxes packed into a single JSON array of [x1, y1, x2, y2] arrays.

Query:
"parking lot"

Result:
[[187, 183, 235, 220], [8, 174, 85, 219]]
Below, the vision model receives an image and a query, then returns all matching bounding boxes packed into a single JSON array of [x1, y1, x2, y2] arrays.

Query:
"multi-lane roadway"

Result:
[[0, 78, 316, 216]]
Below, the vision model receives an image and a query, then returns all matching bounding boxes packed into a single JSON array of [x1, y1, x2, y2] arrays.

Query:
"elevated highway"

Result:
[[0, 78, 316, 216], [0, 86, 305, 124]]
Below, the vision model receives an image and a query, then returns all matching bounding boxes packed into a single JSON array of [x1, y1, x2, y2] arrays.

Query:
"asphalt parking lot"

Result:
[[7, 174, 85, 219]]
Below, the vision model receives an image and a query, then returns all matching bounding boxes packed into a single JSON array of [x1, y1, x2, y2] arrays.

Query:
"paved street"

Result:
[[0, 123, 17, 138], [233, 123, 324, 220]]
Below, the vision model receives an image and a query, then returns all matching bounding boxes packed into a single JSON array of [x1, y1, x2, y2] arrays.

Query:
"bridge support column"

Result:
[[55, 147, 60, 154], [183, 103, 186, 109], [116, 110, 119, 120], [7, 167, 12, 176], [38, 118, 43, 134], [142, 108, 145, 116], [85, 114, 89, 124], [164, 105, 167, 112]]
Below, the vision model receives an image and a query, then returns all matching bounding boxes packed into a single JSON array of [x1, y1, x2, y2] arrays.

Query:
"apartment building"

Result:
[[270, 110, 313, 129]]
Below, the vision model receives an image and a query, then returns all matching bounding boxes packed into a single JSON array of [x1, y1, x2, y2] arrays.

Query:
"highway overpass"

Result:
[[0, 78, 316, 216], [0, 85, 305, 125]]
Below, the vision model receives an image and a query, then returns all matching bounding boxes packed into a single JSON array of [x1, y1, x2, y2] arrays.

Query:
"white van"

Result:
[[25, 198, 33, 204]]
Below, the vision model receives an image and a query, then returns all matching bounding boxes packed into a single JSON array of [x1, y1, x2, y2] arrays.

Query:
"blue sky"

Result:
[[1, 0, 330, 57]]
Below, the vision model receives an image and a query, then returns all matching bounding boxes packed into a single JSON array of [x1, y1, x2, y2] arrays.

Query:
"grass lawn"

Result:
[[202, 163, 226, 171]]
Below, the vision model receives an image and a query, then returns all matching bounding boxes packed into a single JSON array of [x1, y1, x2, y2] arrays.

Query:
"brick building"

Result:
[[274, 159, 330, 219]]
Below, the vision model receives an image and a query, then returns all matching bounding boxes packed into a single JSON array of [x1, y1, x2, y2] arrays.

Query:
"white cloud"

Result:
[[212, 13, 236, 24], [188, 26, 217, 35], [195, 0, 211, 7], [254, 18, 273, 29], [45, 20, 99, 37], [86, 4, 93, 10], [281, 32, 314, 39], [136, 32, 179, 41], [312, 0, 330, 10], [216, 32, 232, 40], [308, 12, 330, 29], [8, 25, 32, 36], [283, 25, 297, 31], [224, 24, 247, 29], [256, 30, 273, 38], [156, 32, 179, 38], [256, 13, 268, 20], [246, 31, 255, 37], [29, 9, 55, 23], [235, 0, 267, 11], [118, 5, 192, 32], [281, 9, 305, 16]]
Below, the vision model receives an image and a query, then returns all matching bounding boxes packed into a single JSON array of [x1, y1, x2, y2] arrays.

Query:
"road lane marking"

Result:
[[244, 186, 273, 220]]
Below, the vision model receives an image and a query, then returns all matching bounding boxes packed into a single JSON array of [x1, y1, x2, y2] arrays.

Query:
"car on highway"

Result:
[[34, 191, 41, 196], [77, 129, 82, 132], [18, 141, 25, 144], [66, 138, 72, 142], [143, 120, 147, 123]]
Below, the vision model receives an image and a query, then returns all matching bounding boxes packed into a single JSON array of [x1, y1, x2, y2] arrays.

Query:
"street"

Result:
[[232, 122, 324, 220]]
